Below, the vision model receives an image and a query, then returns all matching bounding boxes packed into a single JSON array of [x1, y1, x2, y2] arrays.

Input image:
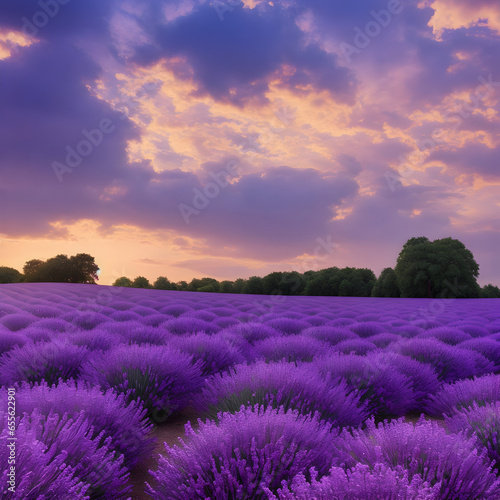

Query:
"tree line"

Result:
[[112, 237, 500, 299], [1, 238, 499, 298]]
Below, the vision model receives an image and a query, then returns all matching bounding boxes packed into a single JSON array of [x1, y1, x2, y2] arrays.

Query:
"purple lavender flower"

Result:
[[0, 313, 37, 332], [302, 326, 358, 345], [265, 318, 312, 335], [0, 412, 90, 499], [315, 353, 415, 418], [425, 374, 500, 417], [332, 338, 378, 356], [416, 326, 472, 345], [80, 344, 204, 422], [162, 317, 220, 335], [147, 405, 347, 499], [340, 416, 500, 499], [389, 338, 495, 382], [14, 409, 131, 498], [168, 332, 245, 377], [268, 463, 439, 499], [349, 321, 387, 338], [12, 380, 155, 469], [0, 339, 89, 387], [197, 360, 367, 427], [253, 335, 331, 363]]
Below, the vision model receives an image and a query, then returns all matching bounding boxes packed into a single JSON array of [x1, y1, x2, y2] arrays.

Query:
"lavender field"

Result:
[[2, 283, 500, 499]]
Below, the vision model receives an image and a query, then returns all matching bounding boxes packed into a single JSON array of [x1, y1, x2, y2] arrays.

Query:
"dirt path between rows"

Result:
[[128, 410, 199, 500]]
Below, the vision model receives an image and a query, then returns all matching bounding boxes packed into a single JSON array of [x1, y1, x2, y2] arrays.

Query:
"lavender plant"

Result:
[[253, 335, 331, 363], [12, 380, 155, 469], [0, 339, 89, 387], [80, 344, 204, 422], [425, 374, 500, 417], [146, 406, 347, 499], [340, 417, 500, 499], [197, 360, 367, 427]]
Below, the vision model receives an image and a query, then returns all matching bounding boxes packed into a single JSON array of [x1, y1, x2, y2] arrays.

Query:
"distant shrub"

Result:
[[171, 332, 245, 377], [109, 310, 142, 322], [0, 412, 89, 499], [197, 360, 367, 428], [31, 318, 73, 333], [80, 344, 204, 422], [21, 326, 52, 342], [0, 331, 28, 356], [349, 322, 387, 338], [13, 380, 155, 469], [0, 313, 37, 332], [221, 322, 281, 345], [213, 317, 240, 329], [139, 314, 172, 327], [0, 340, 89, 387], [147, 406, 348, 499], [302, 326, 358, 345], [162, 317, 220, 335], [368, 333, 400, 348], [425, 374, 500, 417], [315, 353, 414, 419], [253, 335, 330, 363], [67, 312, 111, 330], [70, 329, 123, 351], [390, 325, 424, 338], [269, 463, 439, 500], [333, 339, 378, 356], [457, 324, 490, 337], [158, 304, 193, 317], [265, 318, 312, 335], [339, 417, 500, 499], [23, 304, 62, 318], [389, 338, 494, 382], [416, 326, 472, 345]]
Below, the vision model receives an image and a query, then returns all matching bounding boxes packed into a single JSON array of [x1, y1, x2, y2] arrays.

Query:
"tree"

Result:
[[176, 281, 189, 291], [232, 278, 246, 294], [372, 268, 400, 297], [133, 276, 152, 288], [154, 276, 175, 290], [0, 267, 23, 284], [480, 284, 500, 298], [262, 272, 283, 295], [278, 271, 306, 295], [23, 259, 45, 282], [243, 276, 264, 294], [68, 254, 99, 283], [219, 281, 234, 293], [113, 277, 133, 287], [395, 237, 480, 298]]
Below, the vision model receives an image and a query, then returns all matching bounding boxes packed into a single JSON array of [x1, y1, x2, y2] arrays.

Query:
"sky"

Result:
[[0, 0, 499, 286]]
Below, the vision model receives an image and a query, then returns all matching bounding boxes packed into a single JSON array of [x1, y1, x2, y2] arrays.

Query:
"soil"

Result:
[[128, 409, 199, 500]]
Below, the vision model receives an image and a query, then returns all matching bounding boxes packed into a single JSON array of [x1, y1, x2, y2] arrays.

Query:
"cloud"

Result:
[[131, 2, 355, 106]]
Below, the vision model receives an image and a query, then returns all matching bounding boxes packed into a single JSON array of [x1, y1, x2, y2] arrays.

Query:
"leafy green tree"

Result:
[[132, 276, 152, 288], [23, 259, 46, 282], [372, 268, 400, 297], [0, 267, 23, 284], [219, 281, 234, 293], [176, 281, 189, 291], [243, 276, 264, 294], [338, 279, 352, 296], [262, 272, 283, 295], [395, 237, 480, 298], [198, 284, 218, 293], [154, 276, 175, 290], [279, 271, 306, 295], [305, 267, 340, 295], [232, 278, 246, 294], [480, 284, 500, 298], [113, 277, 133, 287], [68, 254, 99, 283]]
